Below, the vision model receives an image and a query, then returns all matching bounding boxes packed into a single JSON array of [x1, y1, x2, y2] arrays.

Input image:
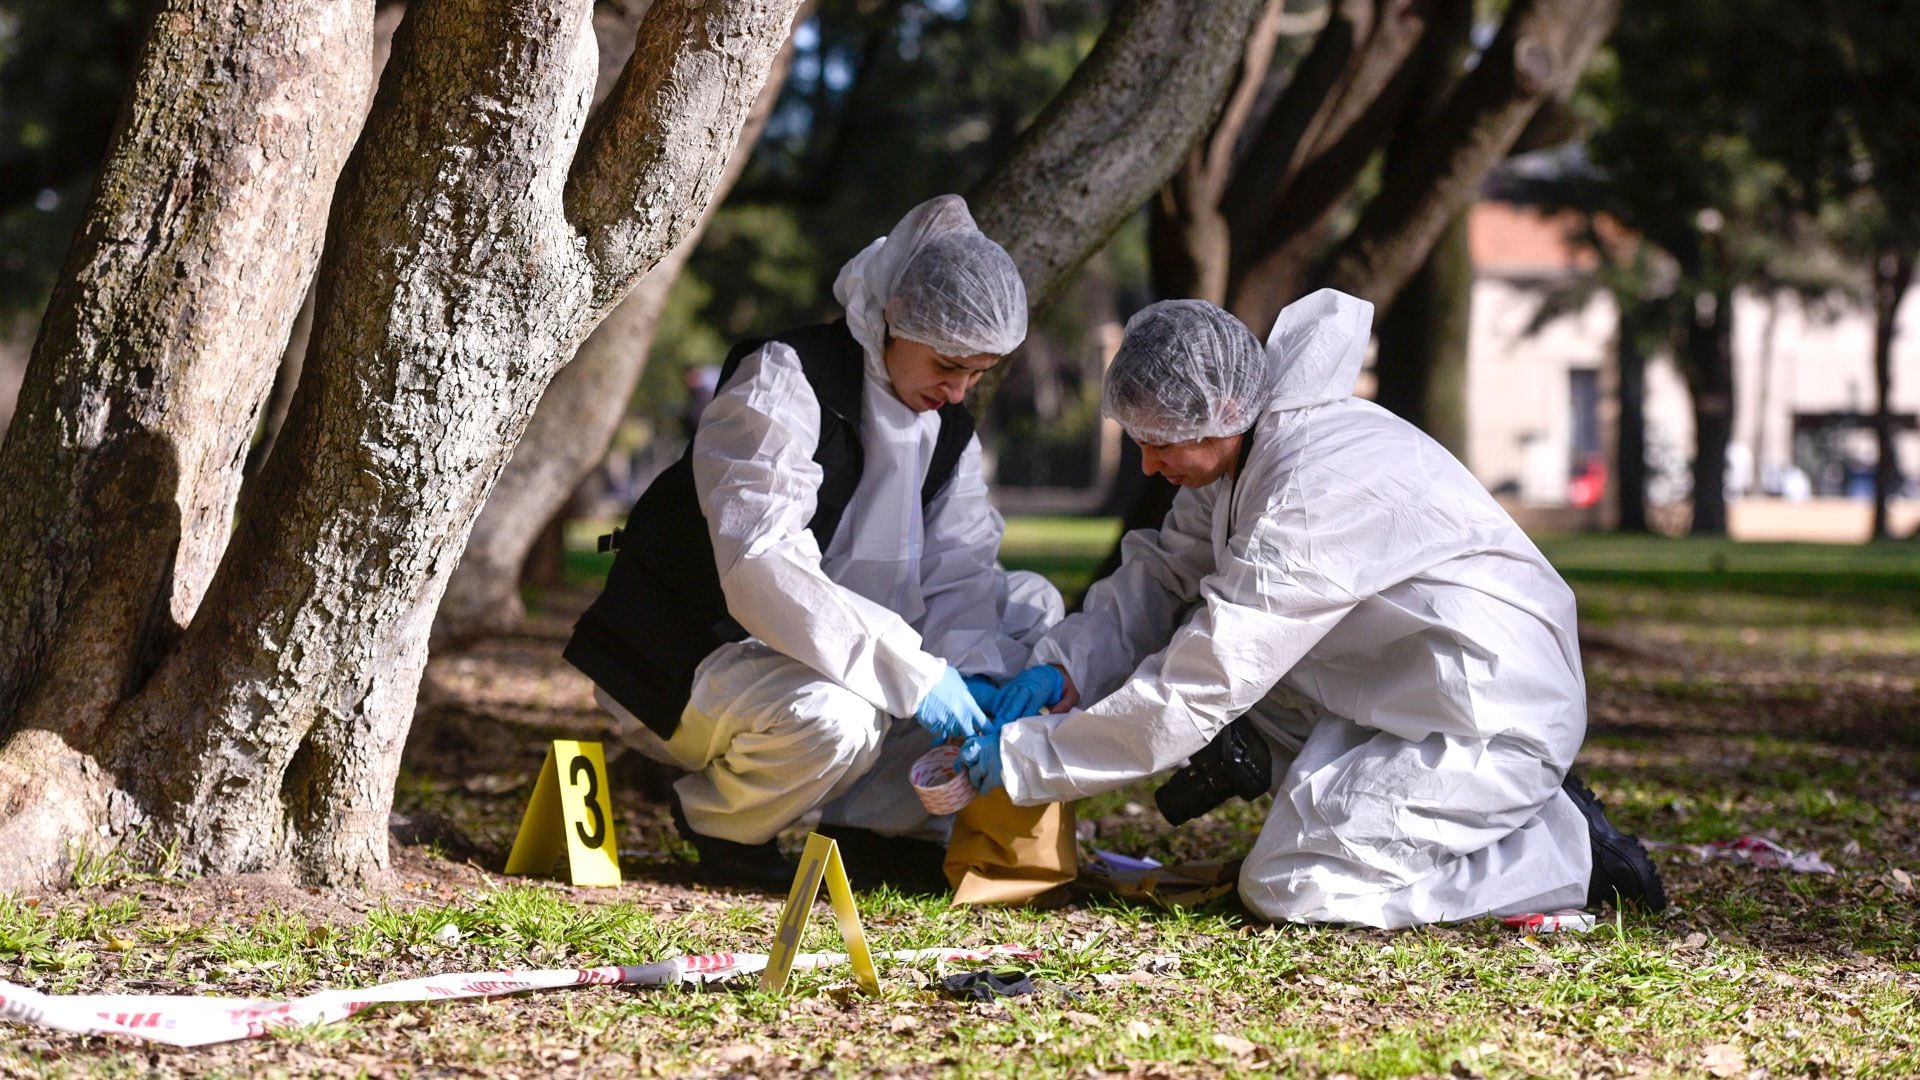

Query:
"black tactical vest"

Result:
[[563, 320, 975, 738]]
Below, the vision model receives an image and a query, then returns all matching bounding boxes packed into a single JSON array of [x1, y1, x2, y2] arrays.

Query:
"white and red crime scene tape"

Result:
[[0, 944, 1038, 1048], [1502, 911, 1598, 934]]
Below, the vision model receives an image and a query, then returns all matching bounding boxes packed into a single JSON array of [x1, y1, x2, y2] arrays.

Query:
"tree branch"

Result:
[[1220, 0, 1433, 260], [968, 0, 1272, 310], [1321, 0, 1621, 308], [564, 0, 807, 314]]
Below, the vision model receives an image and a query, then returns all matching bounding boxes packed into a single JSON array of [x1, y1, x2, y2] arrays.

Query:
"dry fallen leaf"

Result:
[[1681, 931, 1709, 949], [1126, 1019, 1154, 1040], [1212, 1033, 1259, 1058], [1699, 1042, 1746, 1077], [1891, 867, 1913, 893], [1064, 1010, 1100, 1027], [887, 1015, 916, 1035]]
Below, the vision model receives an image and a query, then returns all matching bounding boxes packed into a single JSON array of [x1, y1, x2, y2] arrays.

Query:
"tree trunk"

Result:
[[1871, 248, 1913, 541], [244, 285, 315, 479], [432, 4, 805, 647], [1150, 163, 1235, 304], [1374, 211, 1471, 454], [1685, 286, 1734, 537], [1367, 0, 1471, 453], [1317, 0, 1619, 322], [0, 0, 804, 890], [1147, 0, 1291, 305], [1222, 0, 1439, 325], [0, 0, 372, 878], [243, 3, 408, 484], [970, 0, 1272, 310], [1613, 299, 1650, 533]]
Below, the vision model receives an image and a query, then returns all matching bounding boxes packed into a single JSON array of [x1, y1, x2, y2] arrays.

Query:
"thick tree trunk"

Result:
[[1368, 0, 1471, 453], [1685, 287, 1734, 538], [433, 5, 804, 646], [0, 0, 803, 889], [1374, 212, 1471, 454], [244, 3, 408, 484], [1317, 0, 1619, 321], [1871, 248, 1913, 541], [1613, 300, 1650, 533], [970, 0, 1272, 309], [0, 0, 372, 881]]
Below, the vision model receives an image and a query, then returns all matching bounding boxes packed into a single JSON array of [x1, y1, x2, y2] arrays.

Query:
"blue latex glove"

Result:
[[961, 674, 1002, 714], [958, 728, 1003, 793], [915, 666, 990, 742], [992, 664, 1065, 725]]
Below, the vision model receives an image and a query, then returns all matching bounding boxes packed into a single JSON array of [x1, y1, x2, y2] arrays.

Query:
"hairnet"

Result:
[[1102, 299, 1272, 444], [834, 194, 1028, 360]]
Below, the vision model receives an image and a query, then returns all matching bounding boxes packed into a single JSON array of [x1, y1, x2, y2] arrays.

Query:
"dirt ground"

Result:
[[4, 578, 1917, 1077]]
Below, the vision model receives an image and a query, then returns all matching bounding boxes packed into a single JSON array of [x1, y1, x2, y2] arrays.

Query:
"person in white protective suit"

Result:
[[565, 194, 1062, 892], [958, 291, 1666, 929]]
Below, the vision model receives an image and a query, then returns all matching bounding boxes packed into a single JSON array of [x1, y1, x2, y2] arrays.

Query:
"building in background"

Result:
[[1463, 201, 1920, 540]]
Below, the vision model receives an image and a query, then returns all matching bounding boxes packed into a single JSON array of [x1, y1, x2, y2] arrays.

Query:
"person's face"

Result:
[[1137, 432, 1245, 488], [883, 333, 1000, 412]]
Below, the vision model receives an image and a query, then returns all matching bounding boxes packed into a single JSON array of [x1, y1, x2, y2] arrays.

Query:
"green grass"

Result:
[[7, 522, 1918, 1076]]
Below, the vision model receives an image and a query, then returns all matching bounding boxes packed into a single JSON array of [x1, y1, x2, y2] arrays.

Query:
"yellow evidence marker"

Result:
[[761, 833, 879, 995], [503, 740, 622, 887]]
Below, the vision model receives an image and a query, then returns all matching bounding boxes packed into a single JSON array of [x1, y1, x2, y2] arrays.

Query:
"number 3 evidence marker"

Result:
[[504, 740, 622, 887]]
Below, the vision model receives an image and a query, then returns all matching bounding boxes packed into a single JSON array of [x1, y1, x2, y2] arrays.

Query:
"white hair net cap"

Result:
[[1101, 299, 1272, 445], [833, 194, 1028, 358]]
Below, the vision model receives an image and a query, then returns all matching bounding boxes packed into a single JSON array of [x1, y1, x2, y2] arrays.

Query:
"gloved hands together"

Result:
[[961, 674, 1001, 713], [916, 666, 991, 742], [958, 727, 1003, 793], [992, 664, 1065, 725]]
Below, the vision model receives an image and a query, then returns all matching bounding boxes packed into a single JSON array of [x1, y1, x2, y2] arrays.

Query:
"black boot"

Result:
[[669, 793, 797, 894], [813, 825, 951, 895], [1562, 771, 1668, 913]]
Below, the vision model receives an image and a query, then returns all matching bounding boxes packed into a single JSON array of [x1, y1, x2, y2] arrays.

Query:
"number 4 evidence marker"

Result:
[[504, 740, 622, 887]]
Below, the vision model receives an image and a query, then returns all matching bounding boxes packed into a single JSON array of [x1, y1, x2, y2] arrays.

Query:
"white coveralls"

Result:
[[602, 235, 1061, 847], [1006, 290, 1591, 929]]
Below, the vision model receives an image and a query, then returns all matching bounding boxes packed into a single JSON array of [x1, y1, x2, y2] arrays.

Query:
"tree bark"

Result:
[[433, 4, 805, 647], [1368, 0, 1471, 453], [1317, 0, 1619, 321], [1374, 212, 1471, 454], [1871, 248, 1913, 540], [243, 3, 409, 484], [0, 0, 803, 889], [1147, 0, 1291, 304], [969, 0, 1272, 310], [1222, 0, 1439, 325], [1613, 299, 1650, 533], [0, 0, 372, 878], [1684, 286, 1734, 537], [244, 285, 315, 480]]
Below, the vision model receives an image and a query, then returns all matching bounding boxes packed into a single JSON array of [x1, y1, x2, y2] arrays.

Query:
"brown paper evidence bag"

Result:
[[942, 788, 1077, 905]]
